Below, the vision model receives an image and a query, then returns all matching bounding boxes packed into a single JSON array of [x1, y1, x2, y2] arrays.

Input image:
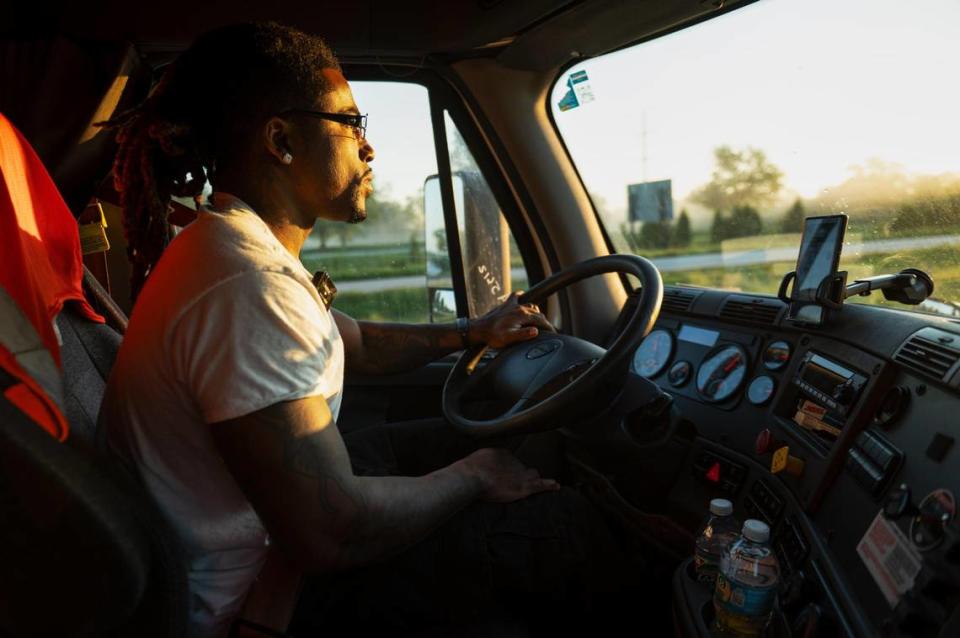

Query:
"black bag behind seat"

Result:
[[0, 304, 189, 638]]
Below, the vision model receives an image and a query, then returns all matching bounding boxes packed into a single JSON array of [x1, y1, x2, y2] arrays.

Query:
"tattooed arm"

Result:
[[333, 292, 554, 376], [211, 395, 558, 571]]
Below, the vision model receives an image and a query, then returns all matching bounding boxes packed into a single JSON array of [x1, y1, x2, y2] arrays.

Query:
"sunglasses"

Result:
[[281, 109, 367, 140]]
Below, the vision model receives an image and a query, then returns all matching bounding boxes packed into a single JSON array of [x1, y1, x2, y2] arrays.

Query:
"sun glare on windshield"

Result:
[[552, 0, 960, 318]]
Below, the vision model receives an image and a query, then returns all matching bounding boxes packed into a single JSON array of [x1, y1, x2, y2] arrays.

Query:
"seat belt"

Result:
[[81, 266, 128, 334]]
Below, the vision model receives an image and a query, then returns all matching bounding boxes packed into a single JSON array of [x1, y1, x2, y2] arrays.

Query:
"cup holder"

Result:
[[685, 559, 719, 593]]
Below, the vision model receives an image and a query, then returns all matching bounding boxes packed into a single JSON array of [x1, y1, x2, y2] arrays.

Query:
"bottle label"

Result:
[[694, 554, 719, 583], [714, 572, 775, 618]]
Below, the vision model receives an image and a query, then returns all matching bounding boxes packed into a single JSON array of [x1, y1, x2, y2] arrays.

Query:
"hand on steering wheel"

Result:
[[469, 292, 555, 349]]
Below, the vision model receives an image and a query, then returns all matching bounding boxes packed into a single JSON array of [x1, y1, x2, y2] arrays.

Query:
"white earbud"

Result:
[[281, 152, 293, 165]]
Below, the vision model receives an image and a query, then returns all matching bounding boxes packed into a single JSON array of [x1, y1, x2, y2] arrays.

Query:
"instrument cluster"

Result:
[[631, 327, 792, 407]]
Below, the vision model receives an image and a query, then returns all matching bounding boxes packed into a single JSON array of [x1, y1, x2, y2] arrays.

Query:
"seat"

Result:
[[0, 111, 188, 637], [57, 305, 123, 445], [0, 354, 188, 638]]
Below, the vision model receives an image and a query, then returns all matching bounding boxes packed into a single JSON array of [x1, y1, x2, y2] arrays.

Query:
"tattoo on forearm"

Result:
[[248, 408, 369, 557], [355, 322, 458, 375], [285, 433, 361, 518]]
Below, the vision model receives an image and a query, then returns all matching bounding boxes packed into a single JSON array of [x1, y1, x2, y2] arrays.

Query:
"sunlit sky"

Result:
[[552, 0, 960, 219], [350, 0, 960, 220], [349, 82, 436, 202]]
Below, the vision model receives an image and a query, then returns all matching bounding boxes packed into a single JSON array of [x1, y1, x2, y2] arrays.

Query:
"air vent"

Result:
[[718, 295, 784, 326], [661, 288, 699, 315], [894, 327, 960, 383]]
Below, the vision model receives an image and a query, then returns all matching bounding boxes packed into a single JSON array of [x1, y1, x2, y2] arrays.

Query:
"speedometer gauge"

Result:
[[696, 344, 748, 402], [747, 375, 776, 406], [632, 329, 674, 378]]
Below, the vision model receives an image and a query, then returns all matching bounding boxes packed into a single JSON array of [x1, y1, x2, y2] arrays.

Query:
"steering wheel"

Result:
[[442, 254, 663, 438]]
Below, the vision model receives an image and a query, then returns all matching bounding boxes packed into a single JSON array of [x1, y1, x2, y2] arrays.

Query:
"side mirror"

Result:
[[429, 288, 457, 324]]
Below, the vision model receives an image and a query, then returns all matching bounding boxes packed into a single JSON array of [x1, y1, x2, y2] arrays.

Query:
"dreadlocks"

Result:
[[100, 22, 340, 301]]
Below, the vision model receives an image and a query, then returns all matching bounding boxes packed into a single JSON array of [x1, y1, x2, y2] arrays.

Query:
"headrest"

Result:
[[0, 112, 104, 440]]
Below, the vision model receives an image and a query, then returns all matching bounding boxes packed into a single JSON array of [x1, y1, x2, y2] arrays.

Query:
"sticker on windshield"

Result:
[[557, 70, 595, 112], [856, 511, 923, 608]]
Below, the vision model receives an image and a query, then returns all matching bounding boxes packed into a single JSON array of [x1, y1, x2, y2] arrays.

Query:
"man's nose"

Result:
[[359, 137, 375, 163]]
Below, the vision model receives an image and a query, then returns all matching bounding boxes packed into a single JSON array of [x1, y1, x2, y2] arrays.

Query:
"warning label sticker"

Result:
[[557, 70, 595, 112], [856, 511, 923, 608]]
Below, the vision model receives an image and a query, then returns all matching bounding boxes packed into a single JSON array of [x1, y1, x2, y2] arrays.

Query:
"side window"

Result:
[[300, 81, 436, 322], [303, 81, 529, 325], [435, 111, 529, 319]]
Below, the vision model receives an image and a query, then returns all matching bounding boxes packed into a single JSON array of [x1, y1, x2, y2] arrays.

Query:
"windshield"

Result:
[[551, 0, 960, 318]]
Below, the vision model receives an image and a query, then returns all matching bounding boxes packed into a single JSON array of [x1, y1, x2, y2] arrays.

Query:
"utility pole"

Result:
[[641, 109, 648, 185]]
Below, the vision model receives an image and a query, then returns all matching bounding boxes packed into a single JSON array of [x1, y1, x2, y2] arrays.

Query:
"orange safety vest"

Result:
[[0, 112, 104, 440]]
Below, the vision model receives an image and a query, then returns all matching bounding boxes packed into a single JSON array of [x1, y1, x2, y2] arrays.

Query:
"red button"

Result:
[[756, 429, 774, 455], [706, 462, 721, 483]]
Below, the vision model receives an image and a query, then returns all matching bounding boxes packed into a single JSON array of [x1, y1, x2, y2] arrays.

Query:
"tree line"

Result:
[[625, 145, 807, 250], [311, 189, 423, 249], [620, 210, 692, 251]]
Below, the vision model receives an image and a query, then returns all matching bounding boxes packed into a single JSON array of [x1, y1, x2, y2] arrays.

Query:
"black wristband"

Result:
[[456, 316, 470, 348]]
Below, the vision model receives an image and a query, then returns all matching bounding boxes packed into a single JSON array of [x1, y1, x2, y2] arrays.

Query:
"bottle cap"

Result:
[[742, 519, 770, 543], [709, 498, 733, 517]]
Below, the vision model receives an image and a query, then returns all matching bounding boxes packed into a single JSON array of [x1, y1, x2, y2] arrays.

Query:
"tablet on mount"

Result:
[[778, 214, 848, 326]]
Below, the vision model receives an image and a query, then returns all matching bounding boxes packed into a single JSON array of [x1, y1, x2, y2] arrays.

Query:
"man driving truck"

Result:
[[100, 21, 630, 637]]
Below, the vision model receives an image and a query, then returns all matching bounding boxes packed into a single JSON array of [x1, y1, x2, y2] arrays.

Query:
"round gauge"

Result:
[[668, 360, 692, 387], [763, 340, 791, 371], [696, 344, 749, 402], [747, 375, 776, 406], [911, 489, 955, 551], [632, 329, 674, 378]]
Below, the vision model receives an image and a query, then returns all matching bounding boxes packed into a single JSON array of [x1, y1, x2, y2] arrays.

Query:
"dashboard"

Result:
[[632, 325, 787, 407], [606, 286, 960, 636]]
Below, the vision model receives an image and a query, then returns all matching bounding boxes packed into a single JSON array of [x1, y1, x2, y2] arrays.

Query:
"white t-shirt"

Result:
[[100, 194, 344, 638]]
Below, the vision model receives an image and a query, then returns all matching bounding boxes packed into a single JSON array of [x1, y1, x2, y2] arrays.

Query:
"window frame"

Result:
[[341, 63, 547, 322]]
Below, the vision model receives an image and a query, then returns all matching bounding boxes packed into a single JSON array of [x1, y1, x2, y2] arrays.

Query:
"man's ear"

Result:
[[263, 116, 294, 164]]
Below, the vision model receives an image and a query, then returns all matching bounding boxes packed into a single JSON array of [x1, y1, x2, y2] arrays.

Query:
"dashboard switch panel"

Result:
[[846, 430, 904, 495], [692, 450, 747, 494], [745, 479, 784, 526], [775, 516, 810, 576]]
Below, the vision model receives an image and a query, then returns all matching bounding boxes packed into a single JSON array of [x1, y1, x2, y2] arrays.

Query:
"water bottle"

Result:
[[713, 519, 780, 637], [693, 498, 739, 586]]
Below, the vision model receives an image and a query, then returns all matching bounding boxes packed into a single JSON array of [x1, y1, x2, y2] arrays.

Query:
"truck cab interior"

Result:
[[3, 0, 960, 636]]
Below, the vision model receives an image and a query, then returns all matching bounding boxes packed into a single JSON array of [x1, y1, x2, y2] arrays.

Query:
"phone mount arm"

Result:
[[843, 268, 934, 305], [778, 268, 935, 309]]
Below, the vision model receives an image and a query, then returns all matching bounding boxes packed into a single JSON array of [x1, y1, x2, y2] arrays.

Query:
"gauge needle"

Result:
[[723, 354, 741, 373]]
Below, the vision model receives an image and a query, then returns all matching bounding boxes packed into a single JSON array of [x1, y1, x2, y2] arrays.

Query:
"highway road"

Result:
[[335, 234, 960, 293]]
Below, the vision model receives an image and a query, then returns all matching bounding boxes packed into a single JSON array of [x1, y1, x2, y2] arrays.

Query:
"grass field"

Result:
[[334, 288, 431, 323], [301, 251, 425, 281], [301, 246, 525, 282]]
